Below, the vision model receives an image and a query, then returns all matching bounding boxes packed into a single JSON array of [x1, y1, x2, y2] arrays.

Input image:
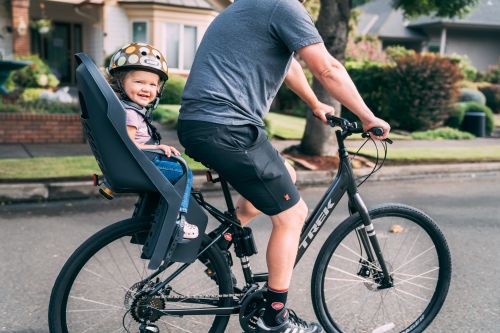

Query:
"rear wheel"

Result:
[[49, 218, 233, 333], [312, 204, 452, 333]]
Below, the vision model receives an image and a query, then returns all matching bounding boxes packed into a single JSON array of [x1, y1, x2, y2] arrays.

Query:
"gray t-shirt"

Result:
[[179, 0, 323, 127]]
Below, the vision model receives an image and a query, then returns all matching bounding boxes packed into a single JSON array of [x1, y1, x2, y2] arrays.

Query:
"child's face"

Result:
[[122, 70, 160, 107]]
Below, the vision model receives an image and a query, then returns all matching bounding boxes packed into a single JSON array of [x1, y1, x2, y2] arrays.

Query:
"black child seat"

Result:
[[74, 53, 208, 270]]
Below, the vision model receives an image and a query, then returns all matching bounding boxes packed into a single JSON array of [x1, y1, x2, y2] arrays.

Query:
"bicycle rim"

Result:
[[312, 204, 451, 333], [49, 218, 233, 333]]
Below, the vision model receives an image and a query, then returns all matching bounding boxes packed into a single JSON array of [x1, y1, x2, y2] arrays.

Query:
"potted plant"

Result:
[[32, 19, 52, 35]]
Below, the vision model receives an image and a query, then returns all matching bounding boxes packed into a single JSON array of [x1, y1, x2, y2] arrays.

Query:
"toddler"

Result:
[[107, 42, 198, 239]]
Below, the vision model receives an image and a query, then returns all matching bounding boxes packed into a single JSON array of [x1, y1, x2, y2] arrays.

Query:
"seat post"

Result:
[[220, 178, 237, 218]]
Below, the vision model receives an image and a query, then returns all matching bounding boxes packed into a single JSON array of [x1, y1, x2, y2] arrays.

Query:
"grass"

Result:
[[352, 145, 500, 163], [495, 114, 500, 127], [265, 112, 306, 139], [0, 154, 207, 181], [2, 109, 498, 180]]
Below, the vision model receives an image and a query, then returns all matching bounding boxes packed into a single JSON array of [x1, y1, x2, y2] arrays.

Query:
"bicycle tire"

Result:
[[49, 217, 233, 333], [311, 203, 452, 333]]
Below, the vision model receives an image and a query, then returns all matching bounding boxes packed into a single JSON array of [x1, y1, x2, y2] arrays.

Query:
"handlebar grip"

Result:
[[370, 127, 384, 136]]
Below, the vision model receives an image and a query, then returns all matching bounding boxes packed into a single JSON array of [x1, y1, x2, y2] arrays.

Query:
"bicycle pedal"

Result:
[[139, 323, 159, 333]]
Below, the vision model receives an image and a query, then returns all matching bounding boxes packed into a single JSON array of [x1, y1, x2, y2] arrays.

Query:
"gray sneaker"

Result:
[[256, 308, 323, 333]]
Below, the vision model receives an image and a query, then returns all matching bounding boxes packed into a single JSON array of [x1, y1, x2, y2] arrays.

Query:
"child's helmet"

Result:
[[108, 43, 168, 81]]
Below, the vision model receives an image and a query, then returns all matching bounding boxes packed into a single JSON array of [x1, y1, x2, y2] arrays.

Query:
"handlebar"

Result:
[[326, 114, 392, 144]]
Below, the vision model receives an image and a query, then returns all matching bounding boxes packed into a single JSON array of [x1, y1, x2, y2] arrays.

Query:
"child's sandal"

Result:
[[183, 221, 199, 239]]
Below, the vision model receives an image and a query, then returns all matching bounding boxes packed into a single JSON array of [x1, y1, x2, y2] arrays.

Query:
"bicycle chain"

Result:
[[163, 292, 244, 300]]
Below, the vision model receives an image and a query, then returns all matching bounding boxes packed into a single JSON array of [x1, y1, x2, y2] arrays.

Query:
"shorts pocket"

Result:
[[248, 143, 283, 180]]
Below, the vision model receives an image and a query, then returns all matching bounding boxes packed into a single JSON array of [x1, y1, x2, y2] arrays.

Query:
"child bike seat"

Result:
[[74, 52, 207, 269]]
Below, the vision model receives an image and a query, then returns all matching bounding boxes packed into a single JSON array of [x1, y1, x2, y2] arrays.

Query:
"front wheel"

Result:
[[49, 218, 233, 333], [312, 204, 451, 333]]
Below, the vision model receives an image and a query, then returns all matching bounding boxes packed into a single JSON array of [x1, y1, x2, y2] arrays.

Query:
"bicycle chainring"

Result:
[[239, 288, 266, 333]]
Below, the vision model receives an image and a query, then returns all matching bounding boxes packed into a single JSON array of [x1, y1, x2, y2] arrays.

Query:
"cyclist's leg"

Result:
[[267, 197, 307, 289], [237, 161, 297, 226]]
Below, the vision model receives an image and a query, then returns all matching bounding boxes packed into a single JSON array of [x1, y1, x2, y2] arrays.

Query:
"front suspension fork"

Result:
[[349, 193, 393, 288]]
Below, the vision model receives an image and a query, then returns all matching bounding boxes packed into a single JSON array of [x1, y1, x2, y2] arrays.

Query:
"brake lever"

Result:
[[361, 132, 393, 144]]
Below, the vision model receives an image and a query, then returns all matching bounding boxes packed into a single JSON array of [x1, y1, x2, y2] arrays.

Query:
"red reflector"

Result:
[[206, 171, 213, 182], [223, 233, 233, 241], [92, 174, 98, 186]]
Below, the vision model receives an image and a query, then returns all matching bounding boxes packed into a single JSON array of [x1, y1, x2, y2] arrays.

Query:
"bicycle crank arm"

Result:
[[150, 305, 240, 317]]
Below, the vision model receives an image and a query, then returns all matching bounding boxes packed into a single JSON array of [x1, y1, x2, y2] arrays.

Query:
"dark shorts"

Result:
[[177, 120, 300, 216]]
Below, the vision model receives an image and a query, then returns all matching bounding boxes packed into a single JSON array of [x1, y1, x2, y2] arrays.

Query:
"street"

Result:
[[1, 174, 499, 332]]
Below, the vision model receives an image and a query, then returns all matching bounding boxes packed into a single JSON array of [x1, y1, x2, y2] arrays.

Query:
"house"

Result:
[[356, 0, 500, 70], [0, 0, 232, 84]]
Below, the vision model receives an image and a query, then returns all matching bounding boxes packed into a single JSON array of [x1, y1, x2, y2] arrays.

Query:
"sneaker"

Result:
[[256, 308, 323, 333]]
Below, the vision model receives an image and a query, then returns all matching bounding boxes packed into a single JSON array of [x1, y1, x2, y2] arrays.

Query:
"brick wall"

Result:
[[11, 0, 30, 56], [0, 114, 84, 144]]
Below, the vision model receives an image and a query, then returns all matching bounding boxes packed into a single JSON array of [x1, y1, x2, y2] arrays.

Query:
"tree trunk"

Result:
[[300, 0, 351, 156]]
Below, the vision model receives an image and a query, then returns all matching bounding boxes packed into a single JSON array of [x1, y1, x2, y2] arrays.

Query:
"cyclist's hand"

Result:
[[362, 117, 391, 140], [311, 101, 336, 124], [158, 144, 181, 157]]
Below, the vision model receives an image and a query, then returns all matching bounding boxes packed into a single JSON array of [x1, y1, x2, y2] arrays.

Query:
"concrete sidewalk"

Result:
[[1, 124, 500, 203]]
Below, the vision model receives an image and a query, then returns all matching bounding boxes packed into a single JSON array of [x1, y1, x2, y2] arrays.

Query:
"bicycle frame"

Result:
[[145, 128, 393, 318]]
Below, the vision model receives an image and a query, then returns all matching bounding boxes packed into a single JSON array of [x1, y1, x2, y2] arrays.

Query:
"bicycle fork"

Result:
[[349, 193, 393, 288]]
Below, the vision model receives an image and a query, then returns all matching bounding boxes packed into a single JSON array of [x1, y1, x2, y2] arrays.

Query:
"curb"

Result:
[[1, 162, 499, 204]]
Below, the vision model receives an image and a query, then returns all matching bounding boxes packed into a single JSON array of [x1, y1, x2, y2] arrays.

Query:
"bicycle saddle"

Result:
[[74, 52, 208, 269]]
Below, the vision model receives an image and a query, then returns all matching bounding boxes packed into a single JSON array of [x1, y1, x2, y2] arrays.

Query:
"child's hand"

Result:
[[158, 144, 180, 157]]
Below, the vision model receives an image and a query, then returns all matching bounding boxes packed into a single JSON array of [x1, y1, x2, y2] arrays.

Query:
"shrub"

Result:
[[384, 53, 463, 131], [483, 64, 500, 84], [6, 99, 80, 114], [478, 84, 500, 114], [344, 61, 387, 121], [444, 102, 467, 129], [273, 68, 313, 117], [447, 54, 477, 81], [0, 103, 24, 113], [346, 35, 387, 64], [153, 106, 179, 128], [20, 88, 47, 103], [6, 55, 59, 89], [160, 75, 186, 104], [411, 127, 474, 140], [461, 101, 495, 136], [458, 88, 486, 105], [385, 46, 416, 63], [411, 127, 475, 140]]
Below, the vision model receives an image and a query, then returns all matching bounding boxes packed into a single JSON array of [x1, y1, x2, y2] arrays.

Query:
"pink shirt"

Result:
[[125, 108, 151, 145]]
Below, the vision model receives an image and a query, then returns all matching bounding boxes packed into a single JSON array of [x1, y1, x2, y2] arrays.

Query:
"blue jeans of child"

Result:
[[152, 155, 193, 213]]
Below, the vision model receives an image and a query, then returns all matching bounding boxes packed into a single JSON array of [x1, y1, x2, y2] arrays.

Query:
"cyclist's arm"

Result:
[[284, 57, 335, 123], [297, 43, 390, 137]]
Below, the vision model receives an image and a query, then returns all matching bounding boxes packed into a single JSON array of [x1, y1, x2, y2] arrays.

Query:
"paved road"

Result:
[[1, 174, 499, 332]]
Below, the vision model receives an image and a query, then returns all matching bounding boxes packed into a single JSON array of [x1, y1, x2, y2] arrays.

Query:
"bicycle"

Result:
[[49, 109, 452, 332]]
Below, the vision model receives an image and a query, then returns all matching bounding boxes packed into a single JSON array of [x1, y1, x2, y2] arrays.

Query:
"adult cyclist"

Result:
[[177, 0, 390, 332]]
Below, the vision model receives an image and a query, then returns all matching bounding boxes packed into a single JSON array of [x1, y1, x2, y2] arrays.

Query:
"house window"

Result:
[[165, 23, 198, 70], [132, 21, 148, 43], [428, 43, 440, 53]]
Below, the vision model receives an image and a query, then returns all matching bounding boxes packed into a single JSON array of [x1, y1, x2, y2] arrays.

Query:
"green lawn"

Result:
[[0, 154, 206, 180], [265, 112, 306, 139], [1, 109, 498, 181], [353, 145, 500, 162]]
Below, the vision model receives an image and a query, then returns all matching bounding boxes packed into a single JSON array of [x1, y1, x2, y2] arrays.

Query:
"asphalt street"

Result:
[[0, 174, 499, 332]]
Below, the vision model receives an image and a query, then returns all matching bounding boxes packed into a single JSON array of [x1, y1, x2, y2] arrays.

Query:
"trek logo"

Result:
[[299, 199, 336, 250]]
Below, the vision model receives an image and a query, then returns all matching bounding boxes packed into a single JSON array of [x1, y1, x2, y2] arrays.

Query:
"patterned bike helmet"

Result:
[[108, 42, 169, 81]]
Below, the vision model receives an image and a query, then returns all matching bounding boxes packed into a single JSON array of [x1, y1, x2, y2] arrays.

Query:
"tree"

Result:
[[299, 0, 478, 156]]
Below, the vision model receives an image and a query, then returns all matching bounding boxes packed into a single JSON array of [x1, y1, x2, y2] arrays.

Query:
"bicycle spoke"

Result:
[[69, 296, 126, 310], [393, 287, 429, 303], [119, 237, 143, 278], [392, 245, 436, 273], [315, 207, 450, 333]]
